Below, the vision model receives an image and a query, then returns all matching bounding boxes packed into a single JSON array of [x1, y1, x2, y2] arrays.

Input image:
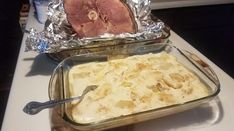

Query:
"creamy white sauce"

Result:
[[68, 52, 209, 123]]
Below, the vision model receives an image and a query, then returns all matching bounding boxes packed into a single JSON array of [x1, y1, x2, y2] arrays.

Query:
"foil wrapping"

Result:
[[25, 0, 166, 53]]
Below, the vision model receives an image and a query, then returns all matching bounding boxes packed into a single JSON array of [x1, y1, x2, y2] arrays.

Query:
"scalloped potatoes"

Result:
[[68, 52, 209, 123]]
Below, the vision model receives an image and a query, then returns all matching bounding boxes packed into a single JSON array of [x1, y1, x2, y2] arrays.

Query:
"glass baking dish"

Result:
[[48, 42, 220, 131], [46, 15, 171, 62]]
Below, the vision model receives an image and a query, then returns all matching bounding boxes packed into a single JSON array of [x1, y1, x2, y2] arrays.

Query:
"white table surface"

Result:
[[2, 5, 234, 131]]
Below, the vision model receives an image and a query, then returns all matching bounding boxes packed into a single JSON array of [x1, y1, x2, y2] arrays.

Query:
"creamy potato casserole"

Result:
[[68, 52, 209, 123]]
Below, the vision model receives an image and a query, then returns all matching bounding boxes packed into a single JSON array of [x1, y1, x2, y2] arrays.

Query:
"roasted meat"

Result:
[[64, 0, 136, 38]]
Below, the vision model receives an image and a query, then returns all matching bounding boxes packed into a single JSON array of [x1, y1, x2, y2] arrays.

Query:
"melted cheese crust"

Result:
[[68, 52, 209, 123]]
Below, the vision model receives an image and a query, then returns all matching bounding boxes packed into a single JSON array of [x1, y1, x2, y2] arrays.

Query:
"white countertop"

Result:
[[151, 0, 234, 9], [2, 5, 234, 131]]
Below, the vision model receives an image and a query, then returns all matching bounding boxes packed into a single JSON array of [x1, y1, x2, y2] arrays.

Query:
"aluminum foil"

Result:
[[25, 0, 166, 53]]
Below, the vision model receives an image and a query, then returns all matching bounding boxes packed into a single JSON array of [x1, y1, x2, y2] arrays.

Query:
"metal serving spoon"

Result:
[[23, 85, 98, 115]]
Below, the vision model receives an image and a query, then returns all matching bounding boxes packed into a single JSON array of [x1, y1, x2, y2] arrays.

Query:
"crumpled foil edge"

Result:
[[25, 0, 166, 53]]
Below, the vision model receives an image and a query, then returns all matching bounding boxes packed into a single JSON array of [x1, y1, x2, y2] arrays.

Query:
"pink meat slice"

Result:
[[64, 0, 136, 38]]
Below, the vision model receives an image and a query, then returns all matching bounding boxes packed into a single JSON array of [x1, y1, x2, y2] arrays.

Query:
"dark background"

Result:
[[0, 0, 24, 129], [152, 4, 234, 78], [0, 2, 233, 129]]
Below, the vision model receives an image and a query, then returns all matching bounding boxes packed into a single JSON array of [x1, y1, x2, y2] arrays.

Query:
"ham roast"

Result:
[[64, 0, 137, 38]]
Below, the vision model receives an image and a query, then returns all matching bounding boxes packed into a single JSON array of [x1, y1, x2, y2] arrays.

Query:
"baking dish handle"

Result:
[[176, 48, 220, 87]]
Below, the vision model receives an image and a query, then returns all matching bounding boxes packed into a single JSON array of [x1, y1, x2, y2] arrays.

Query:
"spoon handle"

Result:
[[23, 96, 81, 115], [43, 96, 81, 108], [23, 85, 98, 115]]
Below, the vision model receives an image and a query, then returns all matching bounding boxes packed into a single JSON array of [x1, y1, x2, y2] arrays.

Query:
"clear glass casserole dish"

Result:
[[46, 16, 171, 62], [48, 42, 220, 131]]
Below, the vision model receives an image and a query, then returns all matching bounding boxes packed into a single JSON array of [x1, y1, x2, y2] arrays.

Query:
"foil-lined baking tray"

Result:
[[25, 0, 170, 60], [48, 43, 220, 131]]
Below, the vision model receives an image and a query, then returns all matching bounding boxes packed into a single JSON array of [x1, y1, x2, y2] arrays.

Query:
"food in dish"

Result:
[[64, 0, 136, 38], [68, 52, 209, 123]]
